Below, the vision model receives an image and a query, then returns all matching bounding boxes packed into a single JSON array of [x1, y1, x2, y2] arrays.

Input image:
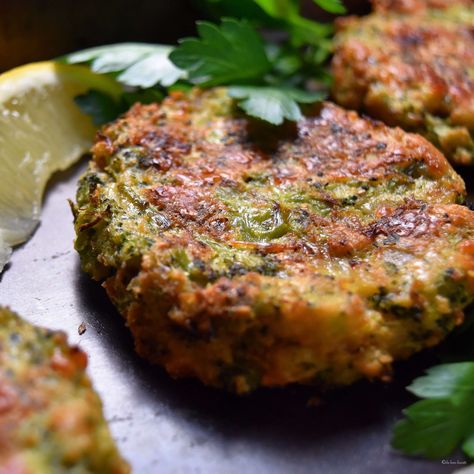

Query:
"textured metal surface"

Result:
[[0, 159, 462, 474]]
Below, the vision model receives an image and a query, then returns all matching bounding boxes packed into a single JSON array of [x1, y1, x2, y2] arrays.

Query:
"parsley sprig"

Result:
[[169, 17, 325, 124], [63, 0, 341, 125], [199, 0, 345, 45], [392, 362, 474, 460], [391, 312, 474, 462]]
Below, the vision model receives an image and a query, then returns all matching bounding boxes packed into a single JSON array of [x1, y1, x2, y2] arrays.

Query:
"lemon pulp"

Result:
[[0, 61, 121, 272]]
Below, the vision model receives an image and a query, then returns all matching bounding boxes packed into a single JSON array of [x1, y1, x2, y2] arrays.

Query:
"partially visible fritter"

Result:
[[332, 0, 474, 164], [0, 307, 129, 474], [74, 89, 474, 394]]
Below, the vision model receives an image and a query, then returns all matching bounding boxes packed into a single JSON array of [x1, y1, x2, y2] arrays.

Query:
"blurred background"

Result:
[[0, 0, 370, 71]]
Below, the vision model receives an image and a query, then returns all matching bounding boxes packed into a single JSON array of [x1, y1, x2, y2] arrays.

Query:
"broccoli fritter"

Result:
[[73, 88, 474, 394], [0, 307, 129, 474], [331, 0, 474, 164]]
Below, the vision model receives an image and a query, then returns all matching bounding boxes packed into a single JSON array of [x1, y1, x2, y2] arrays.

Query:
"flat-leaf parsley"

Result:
[[392, 362, 474, 460], [169, 18, 271, 86], [229, 86, 325, 125]]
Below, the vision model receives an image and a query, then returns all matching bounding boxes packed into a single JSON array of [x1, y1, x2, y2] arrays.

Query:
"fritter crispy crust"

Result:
[[331, 0, 474, 164], [0, 308, 129, 474], [373, 0, 473, 12], [73, 89, 474, 394]]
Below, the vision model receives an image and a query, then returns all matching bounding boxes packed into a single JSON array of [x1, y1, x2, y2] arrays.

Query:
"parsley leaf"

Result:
[[392, 362, 474, 460], [203, 0, 345, 20], [228, 86, 325, 125], [117, 49, 184, 88], [312, 0, 347, 14], [63, 12, 333, 127], [74, 88, 165, 126], [74, 90, 122, 126], [252, 0, 298, 19], [201, 0, 333, 44], [169, 18, 271, 86], [408, 362, 474, 403], [393, 399, 468, 459], [65, 43, 185, 88], [196, 0, 277, 26], [287, 15, 333, 46]]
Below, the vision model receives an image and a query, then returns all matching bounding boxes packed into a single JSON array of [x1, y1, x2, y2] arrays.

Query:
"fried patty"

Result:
[[0, 307, 129, 474], [73, 88, 474, 394], [331, 0, 474, 164]]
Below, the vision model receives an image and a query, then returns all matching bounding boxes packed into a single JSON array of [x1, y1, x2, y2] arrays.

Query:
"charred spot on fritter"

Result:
[[331, 0, 474, 165], [73, 88, 474, 394]]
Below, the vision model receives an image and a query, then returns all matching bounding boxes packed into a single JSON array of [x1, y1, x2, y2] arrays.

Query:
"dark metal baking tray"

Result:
[[1, 159, 467, 473]]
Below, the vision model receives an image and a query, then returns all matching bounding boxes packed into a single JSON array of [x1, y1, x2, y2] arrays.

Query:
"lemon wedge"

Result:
[[0, 61, 122, 272]]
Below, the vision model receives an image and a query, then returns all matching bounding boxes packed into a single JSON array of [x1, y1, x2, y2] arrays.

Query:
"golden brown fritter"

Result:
[[73, 88, 474, 394], [331, 0, 474, 164], [0, 307, 129, 474], [373, 0, 473, 12]]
